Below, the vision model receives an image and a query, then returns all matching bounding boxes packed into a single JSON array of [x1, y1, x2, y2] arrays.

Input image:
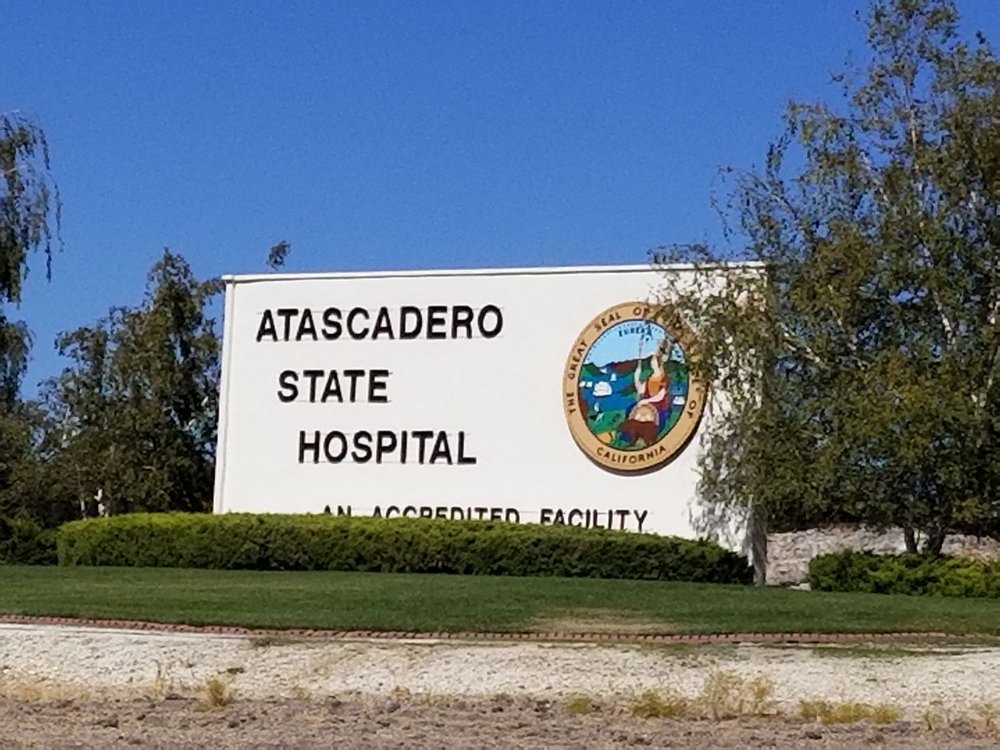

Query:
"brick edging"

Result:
[[0, 614, 960, 645]]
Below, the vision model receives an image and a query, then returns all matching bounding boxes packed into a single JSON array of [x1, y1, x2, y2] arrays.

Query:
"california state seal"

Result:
[[562, 301, 706, 473]]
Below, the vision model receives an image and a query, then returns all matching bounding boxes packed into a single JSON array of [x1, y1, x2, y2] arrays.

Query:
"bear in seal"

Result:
[[616, 418, 659, 448]]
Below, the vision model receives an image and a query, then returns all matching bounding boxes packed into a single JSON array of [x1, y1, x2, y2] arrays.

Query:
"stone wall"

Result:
[[766, 525, 1000, 585]]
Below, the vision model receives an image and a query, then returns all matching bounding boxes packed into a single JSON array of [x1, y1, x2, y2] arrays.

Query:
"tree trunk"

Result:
[[903, 525, 918, 553], [924, 530, 946, 556], [749, 508, 768, 586]]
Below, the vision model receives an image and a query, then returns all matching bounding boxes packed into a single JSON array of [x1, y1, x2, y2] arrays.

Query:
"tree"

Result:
[[43, 251, 221, 515], [0, 112, 60, 400], [0, 112, 61, 519], [654, 0, 1000, 559], [0, 400, 55, 521], [265, 240, 291, 271]]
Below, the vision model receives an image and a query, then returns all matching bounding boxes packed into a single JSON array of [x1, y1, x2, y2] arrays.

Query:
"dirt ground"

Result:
[[3, 696, 997, 749]]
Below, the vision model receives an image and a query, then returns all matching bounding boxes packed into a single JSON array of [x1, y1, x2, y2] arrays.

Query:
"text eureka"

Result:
[[256, 304, 504, 466]]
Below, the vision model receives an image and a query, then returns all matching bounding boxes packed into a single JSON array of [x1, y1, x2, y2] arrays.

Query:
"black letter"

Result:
[[302, 369, 324, 402], [634, 509, 648, 533], [276, 308, 298, 340], [323, 431, 349, 463], [375, 431, 398, 463], [256, 310, 278, 342], [351, 431, 373, 463], [297, 308, 317, 340], [477, 305, 503, 338], [451, 305, 474, 338], [429, 431, 453, 464], [347, 307, 370, 339], [616, 509, 630, 530], [369, 369, 389, 403], [322, 308, 343, 339], [412, 430, 434, 463], [321, 370, 343, 403], [278, 370, 298, 402], [427, 305, 447, 339], [399, 306, 423, 339], [342, 369, 364, 402], [298, 430, 321, 463], [457, 432, 476, 464], [371, 307, 395, 339]]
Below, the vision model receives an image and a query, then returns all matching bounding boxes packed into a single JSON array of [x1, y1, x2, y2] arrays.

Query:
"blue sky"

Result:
[[3, 0, 999, 390]]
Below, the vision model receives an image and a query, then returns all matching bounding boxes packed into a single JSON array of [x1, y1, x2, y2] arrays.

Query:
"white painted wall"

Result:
[[213, 264, 720, 538]]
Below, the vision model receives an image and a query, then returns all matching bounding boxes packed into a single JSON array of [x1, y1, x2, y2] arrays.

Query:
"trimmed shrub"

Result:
[[0, 516, 58, 565], [808, 550, 1000, 597], [56, 513, 752, 583]]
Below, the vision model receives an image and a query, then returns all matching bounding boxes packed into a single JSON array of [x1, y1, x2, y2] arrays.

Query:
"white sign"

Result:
[[213, 265, 718, 538]]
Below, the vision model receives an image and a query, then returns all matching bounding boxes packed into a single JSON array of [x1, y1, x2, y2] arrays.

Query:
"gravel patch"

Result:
[[1, 625, 998, 716], [2, 624, 1000, 746]]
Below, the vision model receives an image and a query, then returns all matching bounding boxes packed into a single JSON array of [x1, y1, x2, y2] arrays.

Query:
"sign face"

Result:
[[213, 265, 718, 538], [562, 301, 706, 473]]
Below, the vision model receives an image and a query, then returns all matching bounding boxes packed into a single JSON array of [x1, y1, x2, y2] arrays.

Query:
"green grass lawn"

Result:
[[2, 565, 1000, 635]]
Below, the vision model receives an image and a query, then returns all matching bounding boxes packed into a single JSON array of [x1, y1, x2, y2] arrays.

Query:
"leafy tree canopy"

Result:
[[655, 0, 1000, 556], [0, 111, 61, 519], [42, 251, 221, 516]]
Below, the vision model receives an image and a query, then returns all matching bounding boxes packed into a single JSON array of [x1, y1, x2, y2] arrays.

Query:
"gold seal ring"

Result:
[[562, 301, 706, 473]]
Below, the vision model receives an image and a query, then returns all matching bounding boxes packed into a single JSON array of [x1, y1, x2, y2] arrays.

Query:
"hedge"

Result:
[[808, 550, 1000, 598], [0, 516, 58, 565], [56, 513, 753, 583]]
